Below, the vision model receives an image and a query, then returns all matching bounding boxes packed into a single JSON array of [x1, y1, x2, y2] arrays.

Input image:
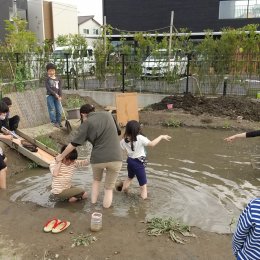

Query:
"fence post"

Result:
[[121, 54, 125, 93], [64, 53, 70, 89], [223, 77, 228, 96], [185, 53, 192, 94], [15, 53, 19, 64]]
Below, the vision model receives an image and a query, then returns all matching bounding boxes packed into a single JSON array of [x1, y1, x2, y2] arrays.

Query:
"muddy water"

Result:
[[7, 127, 260, 234]]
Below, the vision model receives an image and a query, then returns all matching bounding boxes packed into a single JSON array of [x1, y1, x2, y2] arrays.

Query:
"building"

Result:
[[0, 0, 28, 41], [28, 0, 78, 45], [78, 15, 101, 46], [103, 0, 260, 38], [0, 0, 78, 44]]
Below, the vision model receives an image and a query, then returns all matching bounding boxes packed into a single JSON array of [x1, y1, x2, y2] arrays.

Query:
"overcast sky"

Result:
[[54, 0, 103, 24]]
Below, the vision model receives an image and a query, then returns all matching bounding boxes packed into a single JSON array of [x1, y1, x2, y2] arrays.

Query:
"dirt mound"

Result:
[[150, 94, 260, 121]]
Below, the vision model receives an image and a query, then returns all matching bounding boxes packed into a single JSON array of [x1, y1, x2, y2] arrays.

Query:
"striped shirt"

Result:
[[50, 160, 88, 194], [232, 198, 260, 260]]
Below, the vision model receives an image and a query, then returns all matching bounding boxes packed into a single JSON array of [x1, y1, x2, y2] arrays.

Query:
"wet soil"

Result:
[[2, 93, 259, 260], [150, 93, 260, 121]]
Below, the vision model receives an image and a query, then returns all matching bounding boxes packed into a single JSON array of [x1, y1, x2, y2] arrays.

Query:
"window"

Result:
[[219, 0, 260, 19], [83, 29, 89, 34], [93, 29, 99, 35]]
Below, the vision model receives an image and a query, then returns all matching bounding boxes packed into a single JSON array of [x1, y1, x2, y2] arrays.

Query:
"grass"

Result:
[[27, 161, 38, 169], [222, 121, 231, 129], [36, 135, 59, 152], [66, 96, 85, 109], [71, 234, 97, 247], [145, 217, 196, 244], [162, 118, 182, 127]]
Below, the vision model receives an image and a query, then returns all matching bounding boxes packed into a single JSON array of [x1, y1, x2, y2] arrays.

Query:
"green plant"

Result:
[[71, 234, 97, 247], [162, 118, 182, 127], [27, 161, 38, 169], [145, 217, 196, 244], [222, 121, 231, 129], [66, 96, 85, 109], [36, 136, 59, 152]]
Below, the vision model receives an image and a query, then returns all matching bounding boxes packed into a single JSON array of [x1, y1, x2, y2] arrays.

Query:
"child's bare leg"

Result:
[[82, 191, 88, 199], [140, 184, 147, 199], [91, 180, 100, 204], [0, 167, 7, 189], [68, 197, 78, 202], [103, 189, 113, 208], [122, 178, 132, 192]]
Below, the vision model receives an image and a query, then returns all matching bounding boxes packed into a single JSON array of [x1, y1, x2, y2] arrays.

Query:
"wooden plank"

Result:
[[16, 129, 58, 157], [115, 93, 139, 126], [0, 133, 56, 168]]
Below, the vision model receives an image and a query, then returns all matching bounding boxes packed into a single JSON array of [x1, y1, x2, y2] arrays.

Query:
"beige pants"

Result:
[[54, 186, 85, 200], [91, 161, 122, 189]]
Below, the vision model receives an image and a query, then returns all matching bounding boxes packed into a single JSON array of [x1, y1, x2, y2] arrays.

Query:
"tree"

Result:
[[3, 17, 38, 53]]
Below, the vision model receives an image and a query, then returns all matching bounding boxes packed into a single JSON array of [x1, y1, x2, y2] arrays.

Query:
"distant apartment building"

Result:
[[0, 0, 78, 44], [103, 0, 260, 38], [0, 0, 28, 41], [28, 0, 78, 44], [78, 15, 101, 46]]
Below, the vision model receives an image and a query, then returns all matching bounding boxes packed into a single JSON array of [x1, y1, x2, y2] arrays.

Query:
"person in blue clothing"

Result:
[[45, 63, 62, 128], [232, 198, 260, 259], [120, 120, 171, 199]]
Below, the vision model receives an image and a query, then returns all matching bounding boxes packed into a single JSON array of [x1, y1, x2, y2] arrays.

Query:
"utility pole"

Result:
[[13, 0, 17, 18], [103, 16, 107, 89], [168, 11, 174, 69]]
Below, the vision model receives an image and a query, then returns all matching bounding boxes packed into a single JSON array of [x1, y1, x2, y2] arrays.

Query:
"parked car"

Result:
[[51, 46, 96, 76], [141, 49, 187, 78]]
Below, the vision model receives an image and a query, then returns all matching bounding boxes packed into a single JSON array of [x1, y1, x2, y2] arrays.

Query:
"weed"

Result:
[[36, 136, 59, 152], [222, 121, 231, 129], [71, 234, 97, 247], [229, 216, 236, 232], [145, 217, 196, 244], [162, 118, 182, 127], [66, 96, 85, 109], [27, 161, 38, 169]]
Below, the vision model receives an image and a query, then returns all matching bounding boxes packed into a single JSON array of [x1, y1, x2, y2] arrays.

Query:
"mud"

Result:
[[150, 93, 260, 121]]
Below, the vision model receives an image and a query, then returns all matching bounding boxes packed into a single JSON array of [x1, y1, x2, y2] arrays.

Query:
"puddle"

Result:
[[7, 127, 260, 233]]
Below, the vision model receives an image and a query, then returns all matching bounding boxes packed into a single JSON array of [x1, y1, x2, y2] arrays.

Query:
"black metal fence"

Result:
[[0, 52, 260, 97]]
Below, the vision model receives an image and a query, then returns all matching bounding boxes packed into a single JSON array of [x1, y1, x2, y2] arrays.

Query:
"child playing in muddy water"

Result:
[[50, 145, 89, 202], [120, 120, 171, 199], [232, 197, 260, 259]]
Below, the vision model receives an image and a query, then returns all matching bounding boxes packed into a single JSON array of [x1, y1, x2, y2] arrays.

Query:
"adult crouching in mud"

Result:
[[55, 104, 122, 208]]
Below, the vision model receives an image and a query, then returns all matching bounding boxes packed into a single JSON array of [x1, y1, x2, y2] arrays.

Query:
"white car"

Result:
[[51, 46, 96, 76], [141, 49, 187, 78]]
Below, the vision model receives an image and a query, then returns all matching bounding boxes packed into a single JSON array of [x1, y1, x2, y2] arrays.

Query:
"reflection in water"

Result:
[[8, 127, 260, 233]]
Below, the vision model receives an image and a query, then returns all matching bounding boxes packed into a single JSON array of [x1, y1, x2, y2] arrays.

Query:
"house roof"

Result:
[[78, 16, 101, 26]]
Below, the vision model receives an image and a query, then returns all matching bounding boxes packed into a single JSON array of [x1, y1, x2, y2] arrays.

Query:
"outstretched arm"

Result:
[[147, 135, 171, 147], [225, 130, 260, 142], [49, 161, 62, 177], [224, 132, 246, 142]]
